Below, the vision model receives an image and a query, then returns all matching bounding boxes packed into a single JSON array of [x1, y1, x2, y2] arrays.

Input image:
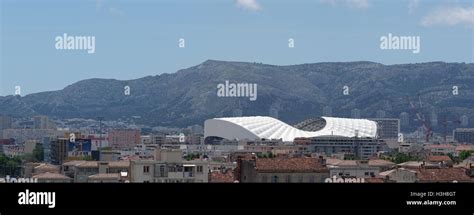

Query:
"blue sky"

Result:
[[1, 0, 473, 96]]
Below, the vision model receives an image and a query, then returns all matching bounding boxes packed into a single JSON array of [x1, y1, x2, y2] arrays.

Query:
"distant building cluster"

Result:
[[0, 115, 473, 183]]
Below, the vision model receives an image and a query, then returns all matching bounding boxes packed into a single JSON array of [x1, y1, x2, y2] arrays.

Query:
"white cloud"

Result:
[[421, 6, 474, 27], [408, 0, 420, 14], [236, 0, 261, 11], [320, 0, 369, 9]]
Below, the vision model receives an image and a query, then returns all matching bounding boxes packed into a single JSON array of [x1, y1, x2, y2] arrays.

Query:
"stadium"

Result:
[[204, 116, 378, 142]]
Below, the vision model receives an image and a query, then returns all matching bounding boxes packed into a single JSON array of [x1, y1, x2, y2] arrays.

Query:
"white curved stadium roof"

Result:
[[204, 116, 377, 142]]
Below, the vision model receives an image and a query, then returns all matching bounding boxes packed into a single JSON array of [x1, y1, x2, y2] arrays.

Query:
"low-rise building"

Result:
[[209, 169, 234, 183], [453, 128, 474, 144], [425, 155, 453, 167], [108, 129, 140, 149], [326, 159, 395, 178], [379, 168, 418, 183], [415, 168, 472, 183], [130, 149, 208, 183], [426, 144, 456, 156], [236, 157, 329, 183], [306, 136, 383, 160], [2, 144, 24, 157], [61, 160, 130, 182], [24, 163, 60, 178]]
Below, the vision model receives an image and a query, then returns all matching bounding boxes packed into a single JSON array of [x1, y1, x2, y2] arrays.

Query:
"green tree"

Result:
[[459, 150, 474, 161], [391, 153, 419, 164]]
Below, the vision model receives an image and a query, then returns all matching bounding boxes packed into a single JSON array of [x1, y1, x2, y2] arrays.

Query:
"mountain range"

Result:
[[1, 60, 473, 131]]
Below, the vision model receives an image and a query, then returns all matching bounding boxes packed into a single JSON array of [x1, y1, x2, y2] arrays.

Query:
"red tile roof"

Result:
[[426, 155, 452, 162], [255, 157, 328, 173], [364, 177, 385, 183], [209, 169, 235, 183], [416, 168, 471, 182], [427, 144, 455, 149]]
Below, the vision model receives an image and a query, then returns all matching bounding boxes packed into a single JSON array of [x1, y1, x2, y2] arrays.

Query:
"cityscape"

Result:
[[1, 100, 473, 183], [1, 1, 474, 212]]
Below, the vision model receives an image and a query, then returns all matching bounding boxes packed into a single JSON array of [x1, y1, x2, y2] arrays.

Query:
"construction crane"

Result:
[[406, 96, 432, 143], [441, 117, 461, 143]]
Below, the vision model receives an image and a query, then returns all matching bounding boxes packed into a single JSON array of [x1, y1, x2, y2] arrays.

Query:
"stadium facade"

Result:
[[204, 116, 378, 142]]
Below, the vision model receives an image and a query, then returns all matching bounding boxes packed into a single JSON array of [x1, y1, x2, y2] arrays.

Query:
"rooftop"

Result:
[[426, 155, 452, 163], [88, 173, 120, 180], [32, 172, 71, 180], [209, 169, 234, 183], [326, 158, 395, 167], [416, 168, 471, 182], [34, 163, 60, 171], [427, 144, 455, 149], [255, 157, 327, 173]]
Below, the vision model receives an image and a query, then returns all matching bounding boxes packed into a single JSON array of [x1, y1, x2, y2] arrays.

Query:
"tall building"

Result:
[[370, 118, 400, 139], [50, 138, 68, 165], [33, 115, 51, 129], [0, 115, 12, 139], [454, 128, 474, 144], [108, 129, 141, 149]]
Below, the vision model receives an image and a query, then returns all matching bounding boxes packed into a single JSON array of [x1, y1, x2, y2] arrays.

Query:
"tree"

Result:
[[459, 150, 474, 161], [447, 153, 457, 164], [33, 143, 44, 162], [391, 153, 420, 164]]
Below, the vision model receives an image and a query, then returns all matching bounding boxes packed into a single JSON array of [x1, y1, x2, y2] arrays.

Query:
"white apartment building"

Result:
[[130, 149, 208, 183]]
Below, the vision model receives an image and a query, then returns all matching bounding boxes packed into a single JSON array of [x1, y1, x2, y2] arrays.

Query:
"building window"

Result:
[[364, 172, 369, 176], [169, 166, 176, 172], [271, 175, 278, 183], [261, 175, 268, 183], [285, 175, 291, 183], [143, 166, 150, 173], [309, 176, 315, 183], [298, 175, 304, 183], [197, 166, 203, 173], [159, 165, 165, 177]]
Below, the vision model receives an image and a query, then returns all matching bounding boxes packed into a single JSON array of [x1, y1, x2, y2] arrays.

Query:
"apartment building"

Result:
[[130, 149, 208, 183]]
